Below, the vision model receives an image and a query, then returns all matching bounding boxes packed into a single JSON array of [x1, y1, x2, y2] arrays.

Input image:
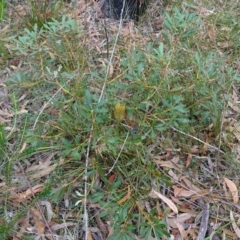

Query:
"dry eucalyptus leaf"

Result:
[[230, 211, 240, 238], [149, 189, 178, 214], [224, 178, 238, 204], [167, 213, 194, 228]]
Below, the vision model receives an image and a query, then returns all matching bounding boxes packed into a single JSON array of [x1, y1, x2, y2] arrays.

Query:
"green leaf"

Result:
[[118, 203, 129, 222], [51, 187, 65, 203], [0, 124, 6, 158], [90, 193, 105, 203], [71, 150, 81, 159], [84, 90, 93, 109], [164, 13, 173, 31], [154, 123, 170, 131], [0, 0, 5, 21]]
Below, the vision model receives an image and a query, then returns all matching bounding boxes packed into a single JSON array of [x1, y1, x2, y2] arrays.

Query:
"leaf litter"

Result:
[[1, 0, 240, 239]]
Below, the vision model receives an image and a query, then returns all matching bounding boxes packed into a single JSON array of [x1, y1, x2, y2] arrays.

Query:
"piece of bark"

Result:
[[197, 200, 209, 240]]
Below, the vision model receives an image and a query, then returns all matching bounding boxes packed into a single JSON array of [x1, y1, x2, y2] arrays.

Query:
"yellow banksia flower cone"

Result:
[[114, 103, 126, 121]]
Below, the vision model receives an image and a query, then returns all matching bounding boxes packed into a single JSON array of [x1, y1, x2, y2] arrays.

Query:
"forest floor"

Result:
[[0, 0, 240, 239]]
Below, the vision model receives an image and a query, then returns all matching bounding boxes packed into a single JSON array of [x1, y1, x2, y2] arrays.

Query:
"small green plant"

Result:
[[24, 0, 63, 29], [0, 0, 5, 21]]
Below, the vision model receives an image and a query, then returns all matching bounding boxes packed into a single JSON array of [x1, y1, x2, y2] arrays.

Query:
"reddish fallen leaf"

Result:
[[108, 173, 118, 184], [207, 24, 216, 40], [187, 228, 198, 238], [38, 11, 52, 19], [208, 132, 214, 137], [186, 154, 192, 168], [87, 229, 94, 240]]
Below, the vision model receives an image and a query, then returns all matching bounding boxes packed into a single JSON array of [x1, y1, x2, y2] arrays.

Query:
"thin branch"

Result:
[[84, 2, 126, 238], [33, 79, 71, 130], [197, 200, 209, 240], [98, 0, 125, 103], [107, 131, 129, 175], [84, 124, 93, 240]]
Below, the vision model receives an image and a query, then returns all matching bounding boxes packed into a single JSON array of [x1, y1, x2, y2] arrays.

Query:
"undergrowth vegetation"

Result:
[[0, 0, 240, 239]]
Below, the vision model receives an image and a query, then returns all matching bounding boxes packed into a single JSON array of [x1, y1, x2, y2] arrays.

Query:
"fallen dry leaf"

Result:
[[0, 25, 9, 35], [94, 208, 109, 237], [154, 156, 182, 171], [149, 189, 178, 214], [223, 180, 231, 199], [181, 178, 201, 192], [31, 208, 45, 235], [154, 151, 171, 160], [230, 122, 240, 142], [26, 152, 58, 172], [224, 178, 238, 204], [10, 184, 44, 202], [222, 227, 238, 238], [173, 187, 195, 198], [187, 228, 198, 238], [51, 222, 76, 231], [230, 211, 240, 238], [108, 173, 118, 184], [197, 7, 214, 16], [0, 109, 13, 118], [87, 229, 94, 240], [190, 189, 212, 201], [176, 221, 188, 239], [40, 201, 55, 222], [29, 159, 64, 180], [190, 147, 200, 154], [207, 24, 216, 40], [19, 142, 27, 153], [118, 185, 131, 204], [168, 170, 179, 181], [167, 213, 194, 228], [197, 202, 209, 240], [186, 154, 192, 168], [228, 100, 240, 114]]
